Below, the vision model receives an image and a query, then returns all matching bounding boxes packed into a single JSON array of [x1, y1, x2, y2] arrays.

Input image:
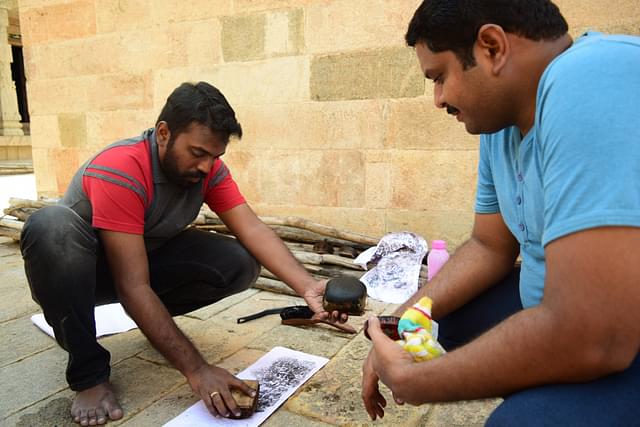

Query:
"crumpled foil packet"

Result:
[[354, 232, 428, 304]]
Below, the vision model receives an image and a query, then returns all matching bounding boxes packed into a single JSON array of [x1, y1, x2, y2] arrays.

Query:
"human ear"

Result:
[[156, 121, 171, 147], [476, 24, 509, 75]]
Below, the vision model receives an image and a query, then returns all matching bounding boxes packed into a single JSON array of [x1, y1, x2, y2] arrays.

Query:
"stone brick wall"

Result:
[[18, 0, 640, 247]]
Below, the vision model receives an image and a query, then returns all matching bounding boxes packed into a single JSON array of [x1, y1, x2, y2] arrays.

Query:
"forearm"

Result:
[[392, 306, 615, 404], [376, 227, 640, 407], [100, 230, 211, 380], [237, 223, 315, 295], [118, 285, 208, 377], [396, 235, 517, 318]]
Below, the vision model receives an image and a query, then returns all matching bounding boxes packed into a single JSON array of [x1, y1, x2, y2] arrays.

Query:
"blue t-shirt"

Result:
[[475, 32, 640, 308]]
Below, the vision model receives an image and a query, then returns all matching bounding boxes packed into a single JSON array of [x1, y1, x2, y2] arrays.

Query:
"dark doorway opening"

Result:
[[11, 45, 29, 132]]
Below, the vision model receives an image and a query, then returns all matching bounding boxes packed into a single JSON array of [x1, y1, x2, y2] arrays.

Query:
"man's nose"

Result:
[[197, 157, 214, 175], [433, 84, 446, 109]]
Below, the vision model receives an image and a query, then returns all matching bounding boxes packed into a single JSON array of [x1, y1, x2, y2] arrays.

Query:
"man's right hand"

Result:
[[362, 349, 387, 420], [187, 364, 256, 418]]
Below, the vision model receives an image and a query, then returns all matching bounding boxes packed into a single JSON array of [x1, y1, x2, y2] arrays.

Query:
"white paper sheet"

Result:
[[164, 347, 329, 427], [356, 232, 428, 304], [30, 303, 138, 338]]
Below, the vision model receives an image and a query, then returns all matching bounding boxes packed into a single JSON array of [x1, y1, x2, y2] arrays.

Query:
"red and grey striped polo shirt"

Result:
[[61, 128, 245, 250]]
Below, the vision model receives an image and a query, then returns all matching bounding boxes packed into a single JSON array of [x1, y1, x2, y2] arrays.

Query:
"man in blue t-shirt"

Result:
[[362, 1, 640, 425]]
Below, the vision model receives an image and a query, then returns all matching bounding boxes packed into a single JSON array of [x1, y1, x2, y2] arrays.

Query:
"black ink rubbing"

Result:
[[251, 357, 316, 411]]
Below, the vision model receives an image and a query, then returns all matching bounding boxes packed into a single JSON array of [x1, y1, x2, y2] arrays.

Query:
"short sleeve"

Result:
[[83, 148, 152, 234], [475, 135, 500, 214], [537, 37, 640, 246], [204, 160, 246, 213]]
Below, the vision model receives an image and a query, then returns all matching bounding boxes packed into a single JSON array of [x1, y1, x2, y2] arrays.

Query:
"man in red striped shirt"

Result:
[[21, 82, 343, 426]]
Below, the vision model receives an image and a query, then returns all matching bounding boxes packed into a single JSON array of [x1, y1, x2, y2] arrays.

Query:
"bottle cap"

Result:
[[431, 240, 447, 250]]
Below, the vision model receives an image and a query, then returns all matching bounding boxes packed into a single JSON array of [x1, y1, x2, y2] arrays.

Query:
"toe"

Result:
[[95, 408, 106, 425], [71, 407, 80, 423], [87, 408, 97, 426], [107, 405, 124, 420]]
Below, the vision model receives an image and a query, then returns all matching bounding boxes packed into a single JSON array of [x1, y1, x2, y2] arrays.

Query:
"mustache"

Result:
[[184, 171, 207, 180], [446, 105, 460, 115]]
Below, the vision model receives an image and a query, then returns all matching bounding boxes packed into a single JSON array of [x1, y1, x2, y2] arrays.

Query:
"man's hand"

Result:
[[362, 349, 387, 420], [302, 278, 348, 323], [187, 364, 256, 418], [218, 205, 350, 323], [363, 316, 415, 417]]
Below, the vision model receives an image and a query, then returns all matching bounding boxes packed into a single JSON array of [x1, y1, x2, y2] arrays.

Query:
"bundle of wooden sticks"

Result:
[[1, 198, 428, 295]]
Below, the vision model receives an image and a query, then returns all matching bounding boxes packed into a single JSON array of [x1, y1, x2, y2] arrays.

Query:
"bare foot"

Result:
[[70, 381, 123, 426]]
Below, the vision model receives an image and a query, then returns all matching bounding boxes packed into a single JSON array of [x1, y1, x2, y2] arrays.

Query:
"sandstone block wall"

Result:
[[18, 0, 640, 248]]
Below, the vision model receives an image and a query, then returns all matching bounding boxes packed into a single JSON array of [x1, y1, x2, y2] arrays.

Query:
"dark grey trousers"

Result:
[[20, 205, 260, 391]]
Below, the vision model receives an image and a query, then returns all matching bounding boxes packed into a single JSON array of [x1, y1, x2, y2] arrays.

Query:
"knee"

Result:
[[485, 393, 534, 427], [232, 243, 260, 290], [217, 240, 260, 292], [21, 205, 96, 259], [485, 401, 515, 427], [435, 316, 466, 351]]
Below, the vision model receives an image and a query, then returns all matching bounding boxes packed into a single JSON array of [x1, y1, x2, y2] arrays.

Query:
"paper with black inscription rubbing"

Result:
[[164, 347, 329, 427]]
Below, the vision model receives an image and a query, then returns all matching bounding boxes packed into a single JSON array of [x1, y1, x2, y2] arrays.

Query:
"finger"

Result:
[[363, 396, 378, 420], [340, 312, 348, 323], [311, 309, 329, 321], [219, 388, 241, 418], [210, 391, 230, 417], [362, 352, 386, 420], [374, 397, 386, 419], [361, 386, 378, 421], [203, 390, 219, 417], [362, 386, 387, 420], [230, 378, 257, 398], [367, 316, 396, 349], [393, 392, 405, 405]]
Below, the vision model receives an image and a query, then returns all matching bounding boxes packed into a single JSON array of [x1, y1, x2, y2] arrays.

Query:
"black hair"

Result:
[[156, 81, 242, 142], [405, 0, 569, 68]]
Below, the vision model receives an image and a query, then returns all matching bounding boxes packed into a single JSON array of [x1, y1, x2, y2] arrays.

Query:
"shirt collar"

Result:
[[146, 127, 169, 184]]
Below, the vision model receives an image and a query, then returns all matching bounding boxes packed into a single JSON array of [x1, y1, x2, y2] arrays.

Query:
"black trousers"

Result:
[[20, 205, 260, 391]]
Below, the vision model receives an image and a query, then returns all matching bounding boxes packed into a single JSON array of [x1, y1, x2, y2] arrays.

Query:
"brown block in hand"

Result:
[[230, 379, 260, 419]]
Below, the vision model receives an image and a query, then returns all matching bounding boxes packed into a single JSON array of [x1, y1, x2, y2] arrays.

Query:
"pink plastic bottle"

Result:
[[427, 240, 450, 281]]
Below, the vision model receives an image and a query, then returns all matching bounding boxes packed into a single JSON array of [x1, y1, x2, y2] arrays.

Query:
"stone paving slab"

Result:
[[248, 322, 352, 359], [186, 288, 261, 321], [263, 409, 334, 426], [4, 392, 76, 427], [0, 255, 39, 324], [286, 333, 432, 426], [0, 347, 69, 418], [422, 399, 502, 427], [100, 328, 155, 365], [0, 315, 54, 368], [118, 383, 196, 427], [108, 357, 185, 423]]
